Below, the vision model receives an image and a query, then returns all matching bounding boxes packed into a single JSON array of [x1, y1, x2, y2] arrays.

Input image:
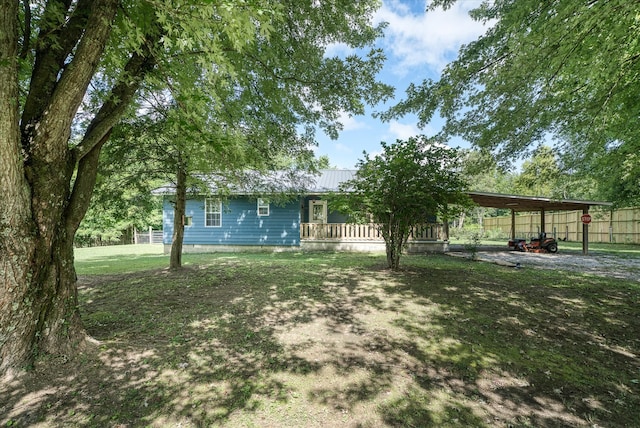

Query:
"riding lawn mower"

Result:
[[508, 233, 558, 253]]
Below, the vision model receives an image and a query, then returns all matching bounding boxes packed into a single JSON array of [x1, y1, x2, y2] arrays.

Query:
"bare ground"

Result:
[[450, 248, 640, 281]]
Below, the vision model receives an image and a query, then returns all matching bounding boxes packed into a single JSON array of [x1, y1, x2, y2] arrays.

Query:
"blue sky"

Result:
[[314, 0, 492, 169]]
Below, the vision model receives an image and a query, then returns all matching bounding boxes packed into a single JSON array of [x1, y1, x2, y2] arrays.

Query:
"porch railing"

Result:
[[300, 223, 442, 241]]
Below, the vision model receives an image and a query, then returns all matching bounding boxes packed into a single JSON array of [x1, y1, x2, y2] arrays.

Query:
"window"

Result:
[[205, 199, 222, 227], [184, 216, 193, 226], [257, 198, 270, 216]]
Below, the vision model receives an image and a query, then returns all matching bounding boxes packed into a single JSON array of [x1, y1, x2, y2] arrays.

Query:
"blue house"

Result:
[[159, 170, 445, 253], [162, 196, 303, 249]]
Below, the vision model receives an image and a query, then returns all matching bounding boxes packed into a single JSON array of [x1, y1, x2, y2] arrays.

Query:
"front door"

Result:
[[309, 200, 327, 224]]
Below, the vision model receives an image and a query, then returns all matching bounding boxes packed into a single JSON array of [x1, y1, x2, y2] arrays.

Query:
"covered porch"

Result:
[[299, 222, 449, 253]]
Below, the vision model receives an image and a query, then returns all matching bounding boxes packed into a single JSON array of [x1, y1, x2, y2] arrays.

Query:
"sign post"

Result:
[[581, 211, 590, 255]]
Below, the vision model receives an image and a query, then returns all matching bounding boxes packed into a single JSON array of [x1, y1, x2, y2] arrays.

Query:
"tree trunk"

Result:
[[1, 0, 119, 373], [1, 0, 158, 374], [457, 211, 466, 230], [0, 0, 37, 371], [0, 133, 110, 374], [381, 219, 407, 271], [386, 241, 401, 271], [0, 176, 85, 373], [170, 167, 187, 270]]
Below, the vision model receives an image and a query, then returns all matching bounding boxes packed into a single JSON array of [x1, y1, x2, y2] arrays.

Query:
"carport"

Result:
[[467, 191, 612, 255]]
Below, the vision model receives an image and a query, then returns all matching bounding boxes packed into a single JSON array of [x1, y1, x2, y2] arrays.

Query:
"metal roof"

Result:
[[153, 171, 611, 211], [307, 169, 357, 193], [310, 174, 613, 211], [467, 191, 612, 212], [152, 169, 358, 196]]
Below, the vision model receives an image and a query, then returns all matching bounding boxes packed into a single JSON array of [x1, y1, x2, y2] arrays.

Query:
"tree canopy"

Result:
[[331, 136, 470, 270], [0, 0, 392, 374], [384, 0, 640, 206]]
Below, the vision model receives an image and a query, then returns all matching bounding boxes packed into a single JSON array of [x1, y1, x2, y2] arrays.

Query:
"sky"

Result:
[[314, 0, 493, 169]]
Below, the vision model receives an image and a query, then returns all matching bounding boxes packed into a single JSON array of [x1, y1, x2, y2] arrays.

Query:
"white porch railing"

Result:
[[300, 223, 442, 241]]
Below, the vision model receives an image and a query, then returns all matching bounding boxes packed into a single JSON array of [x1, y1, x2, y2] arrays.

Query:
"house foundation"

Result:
[[165, 240, 449, 254]]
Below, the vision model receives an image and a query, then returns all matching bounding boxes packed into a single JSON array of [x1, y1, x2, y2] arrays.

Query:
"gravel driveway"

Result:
[[448, 247, 640, 282]]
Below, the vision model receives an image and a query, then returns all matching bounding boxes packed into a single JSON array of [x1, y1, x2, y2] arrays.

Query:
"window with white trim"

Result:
[[184, 216, 193, 226], [205, 199, 222, 227], [257, 198, 270, 216]]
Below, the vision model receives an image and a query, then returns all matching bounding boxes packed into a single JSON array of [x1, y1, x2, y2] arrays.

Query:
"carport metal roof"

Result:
[[467, 191, 612, 212], [467, 191, 612, 255]]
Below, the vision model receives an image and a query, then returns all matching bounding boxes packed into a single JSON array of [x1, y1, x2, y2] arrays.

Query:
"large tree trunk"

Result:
[[0, 233, 82, 373], [0, 133, 110, 374], [0, 0, 38, 372], [0, 0, 118, 374], [0, 148, 85, 372], [28, 220, 86, 357], [170, 167, 188, 270], [1, 0, 158, 374]]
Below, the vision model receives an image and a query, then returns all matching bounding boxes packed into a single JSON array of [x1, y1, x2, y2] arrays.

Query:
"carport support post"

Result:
[[582, 208, 589, 255], [540, 208, 546, 236], [511, 210, 515, 239]]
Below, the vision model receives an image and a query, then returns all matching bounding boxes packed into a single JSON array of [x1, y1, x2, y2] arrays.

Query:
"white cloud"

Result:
[[324, 42, 355, 58], [366, 149, 384, 160], [387, 120, 421, 140], [338, 111, 367, 132], [333, 142, 354, 153], [376, 0, 493, 74]]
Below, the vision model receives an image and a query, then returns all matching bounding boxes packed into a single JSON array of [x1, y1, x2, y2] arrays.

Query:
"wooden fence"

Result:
[[482, 207, 640, 244], [300, 223, 441, 241]]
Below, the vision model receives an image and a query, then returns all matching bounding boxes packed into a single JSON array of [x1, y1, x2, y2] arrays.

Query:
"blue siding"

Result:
[[163, 197, 301, 246]]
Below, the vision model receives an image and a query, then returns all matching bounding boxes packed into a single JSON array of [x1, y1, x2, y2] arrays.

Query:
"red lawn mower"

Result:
[[508, 233, 558, 253]]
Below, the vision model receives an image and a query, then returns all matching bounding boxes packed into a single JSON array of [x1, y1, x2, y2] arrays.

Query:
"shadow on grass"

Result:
[[2, 253, 639, 427], [379, 259, 640, 427]]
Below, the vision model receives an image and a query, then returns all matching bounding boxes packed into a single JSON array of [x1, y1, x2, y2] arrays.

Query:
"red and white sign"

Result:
[[581, 213, 592, 224]]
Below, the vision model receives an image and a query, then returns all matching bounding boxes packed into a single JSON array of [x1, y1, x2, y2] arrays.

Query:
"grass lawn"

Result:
[[2, 248, 639, 427]]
